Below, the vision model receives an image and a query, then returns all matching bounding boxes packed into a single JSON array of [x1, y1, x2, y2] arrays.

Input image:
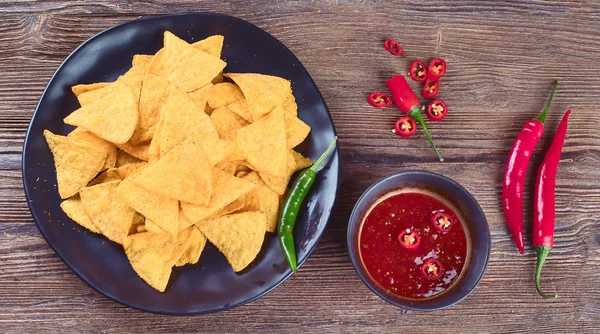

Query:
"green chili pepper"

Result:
[[278, 136, 338, 272]]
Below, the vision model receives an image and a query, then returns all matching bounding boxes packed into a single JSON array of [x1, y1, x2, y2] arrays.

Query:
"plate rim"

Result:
[[21, 12, 340, 315]]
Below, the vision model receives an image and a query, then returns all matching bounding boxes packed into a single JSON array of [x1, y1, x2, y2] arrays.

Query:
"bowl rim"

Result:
[[346, 170, 491, 311]]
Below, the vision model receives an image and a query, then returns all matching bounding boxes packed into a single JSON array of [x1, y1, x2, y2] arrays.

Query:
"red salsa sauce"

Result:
[[359, 190, 469, 299]]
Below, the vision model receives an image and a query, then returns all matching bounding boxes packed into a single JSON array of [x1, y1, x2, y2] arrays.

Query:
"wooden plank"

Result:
[[0, 0, 599, 332]]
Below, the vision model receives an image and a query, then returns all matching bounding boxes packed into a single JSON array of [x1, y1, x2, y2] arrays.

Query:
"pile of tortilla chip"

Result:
[[44, 31, 312, 292]]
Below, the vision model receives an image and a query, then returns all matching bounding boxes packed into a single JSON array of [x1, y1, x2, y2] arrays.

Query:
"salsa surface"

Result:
[[359, 190, 469, 299]]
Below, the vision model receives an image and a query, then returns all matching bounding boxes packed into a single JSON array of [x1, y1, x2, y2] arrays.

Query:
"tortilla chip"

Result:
[[237, 107, 287, 176], [88, 168, 121, 186], [131, 74, 174, 144], [227, 99, 253, 123], [132, 138, 213, 205], [132, 54, 153, 67], [130, 213, 146, 234], [175, 226, 207, 266], [44, 130, 107, 199], [60, 195, 100, 233], [205, 83, 245, 109], [181, 167, 255, 223], [243, 171, 281, 232], [115, 162, 148, 179], [68, 128, 117, 171], [116, 59, 151, 102], [115, 141, 150, 161], [146, 48, 165, 76], [64, 83, 138, 144], [224, 73, 291, 119], [187, 84, 213, 111], [198, 211, 266, 272], [123, 232, 177, 292], [283, 112, 311, 149], [75, 83, 115, 106], [202, 138, 235, 166], [116, 149, 142, 167], [282, 93, 298, 116], [155, 88, 219, 157], [210, 106, 249, 139], [163, 31, 227, 92], [115, 172, 179, 236], [144, 218, 168, 234], [71, 82, 110, 97], [79, 180, 136, 245], [260, 150, 312, 195], [215, 159, 252, 176], [192, 35, 224, 58], [212, 72, 224, 84]]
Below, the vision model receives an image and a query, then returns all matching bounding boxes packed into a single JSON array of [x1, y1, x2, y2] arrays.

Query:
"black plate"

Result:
[[22, 13, 339, 315]]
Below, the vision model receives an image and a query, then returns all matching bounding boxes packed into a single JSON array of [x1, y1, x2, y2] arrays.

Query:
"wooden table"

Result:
[[1, 1, 599, 332]]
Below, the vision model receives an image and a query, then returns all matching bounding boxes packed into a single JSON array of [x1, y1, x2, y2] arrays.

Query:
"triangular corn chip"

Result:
[[88, 168, 121, 187], [71, 82, 110, 97], [146, 48, 165, 76], [115, 161, 148, 179], [242, 171, 281, 232], [198, 211, 266, 272], [131, 74, 174, 144], [79, 180, 136, 245], [132, 138, 212, 205], [132, 54, 153, 67], [75, 83, 114, 106], [181, 167, 255, 223], [191, 35, 224, 58], [228, 99, 253, 123], [69, 127, 117, 171], [116, 149, 142, 167], [210, 106, 249, 139], [283, 112, 311, 149], [115, 171, 179, 236], [175, 226, 207, 266], [64, 83, 138, 144], [205, 83, 245, 109], [60, 195, 100, 234], [224, 73, 291, 119], [144, 218, 168, 234], [114, 141, 150, 161], [44, 130, 107, 199], [237, 107, 287, 176], [187, 84, 213, 111], [259, 150, 312, 195], [123, 232, 177, 292], [164, 31, 226, 92]]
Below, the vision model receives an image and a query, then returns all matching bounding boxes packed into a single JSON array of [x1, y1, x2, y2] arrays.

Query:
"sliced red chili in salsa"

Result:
[[397, 228, 421, 250], [422, 79, 439, 99], [368, 92, 392, 108], [426, 100, 448, 122], [431, 212, 453, 233], [421, 258, 444, 280], [428, 58, 447, 81], [383, 38, 402, 56], [408, 60, 427, 82], [393, 116, 417, 138]]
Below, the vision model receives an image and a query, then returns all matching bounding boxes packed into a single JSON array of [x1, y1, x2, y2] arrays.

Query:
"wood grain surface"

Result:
[[1, 0, 599, 333]]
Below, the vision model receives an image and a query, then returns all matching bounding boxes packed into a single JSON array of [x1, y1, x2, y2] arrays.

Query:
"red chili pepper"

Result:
[[386, 75, 444, 161], [426, 100, 448, 122], [422, 79, 439, 99], [421, 258, 443, 280], [397, 228, 421, 250], [393, 116, 417, 138], [431, 212, 453, 233], [533, 109, 571, 299], [383, 38, 402, 56], [408, 60, 427, 82], [503, 81, 558, 255], [428, 58, 447, 81], [368, 92, 392, 108]]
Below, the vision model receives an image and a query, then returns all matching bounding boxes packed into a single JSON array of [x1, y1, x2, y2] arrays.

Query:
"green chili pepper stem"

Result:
[[310, 136, 338, 173], [535, 246, 557, 299], [537, 81, 558, 124], [407, 106, 444, 162]]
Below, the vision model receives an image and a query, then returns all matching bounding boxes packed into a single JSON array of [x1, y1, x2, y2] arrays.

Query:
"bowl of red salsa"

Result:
[[347, 171, 490, 310]]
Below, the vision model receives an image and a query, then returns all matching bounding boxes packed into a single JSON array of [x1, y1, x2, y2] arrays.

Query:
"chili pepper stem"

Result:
[[535, 246, 557, 299], [310, 136, 338, 173], [407, 106, 444, 162], [537, 81, 558, 124]]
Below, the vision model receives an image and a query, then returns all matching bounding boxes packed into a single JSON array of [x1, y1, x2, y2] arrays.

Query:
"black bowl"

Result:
[[347, 171, 490, 310]]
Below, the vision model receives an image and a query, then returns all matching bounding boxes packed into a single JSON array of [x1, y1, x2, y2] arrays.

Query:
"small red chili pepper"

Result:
[[383, 38, 402, 56], [421, 258, 444, 280], [367, 92, 392, 108], [393, 116, 417, 138], [386, 75, 444, 161], [397, 228, 421, 250], [426, 100, 448, 122], [431, 212, 453, 233], [422, 79, 439, 99], [533, 109, 571, 299], [408, 60, 427, 82], [503, 81, 557, 255], [427, 58, 447, 81]]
